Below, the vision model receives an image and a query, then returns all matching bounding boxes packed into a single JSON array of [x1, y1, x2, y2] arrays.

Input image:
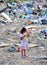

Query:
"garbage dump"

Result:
[[2, 0, 46, 25], [0, 0, 47, 65]]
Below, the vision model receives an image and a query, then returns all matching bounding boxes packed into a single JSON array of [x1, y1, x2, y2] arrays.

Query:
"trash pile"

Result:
[[4, 0, 47, 25], [39, 28, 47, 39], [0, 1, 47, 65], [0, 1, 47, 47], [0, 0, 47, 24]]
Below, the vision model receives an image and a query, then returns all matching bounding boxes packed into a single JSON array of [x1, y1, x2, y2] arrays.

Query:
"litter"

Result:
[[33, 56, 47, 60], [0, 20, 6, 24], [25, 25, 47, 29], [7, 46, 16, 52], [1, 12, 12, 22], [41, 20, 47, 24], [0, 42, 11, 47]]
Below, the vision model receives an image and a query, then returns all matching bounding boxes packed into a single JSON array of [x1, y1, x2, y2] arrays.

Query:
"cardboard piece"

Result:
[[25, 25, 47, 29], [0, 43, 11, 47], [28, 44, 37, 48]]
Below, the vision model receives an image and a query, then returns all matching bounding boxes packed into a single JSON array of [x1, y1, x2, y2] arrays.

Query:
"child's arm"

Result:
[[26, 29, 31, 37], [20, 33, 26, 40]]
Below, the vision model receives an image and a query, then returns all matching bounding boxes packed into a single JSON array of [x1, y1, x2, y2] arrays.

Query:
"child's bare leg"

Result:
[[21, 49, 24, 57], [24, 49, 26, 56]]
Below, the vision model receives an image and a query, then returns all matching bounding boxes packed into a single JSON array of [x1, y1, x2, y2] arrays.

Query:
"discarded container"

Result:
[[41, 20, 47, 24], [15, 10, 24, 18], [1, 12, 12, 22], [8, 46, 16, 52], [28, 8, 33, 14], [26, 3, 31, 7]]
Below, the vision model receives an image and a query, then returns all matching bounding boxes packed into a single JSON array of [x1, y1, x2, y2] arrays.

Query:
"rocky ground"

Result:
[[0, 18, 47, 65]]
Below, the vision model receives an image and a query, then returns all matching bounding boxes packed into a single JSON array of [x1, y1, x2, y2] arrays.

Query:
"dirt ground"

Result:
[[0, 18, 47, 65]]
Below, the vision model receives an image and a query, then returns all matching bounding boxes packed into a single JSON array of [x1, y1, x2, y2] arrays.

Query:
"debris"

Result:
[[41, 20, 47, 24], [28, 44, 37, 48], [25, 25, 47, 29], [39, 28, 47, 39], [0, 42, 11, 47], [0, 20, 6, 25], [1, 12, 12, 22], [33, 56, 47, 60], [7, 46, 16, 52]]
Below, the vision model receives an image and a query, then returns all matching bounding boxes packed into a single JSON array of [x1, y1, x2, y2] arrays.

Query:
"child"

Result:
[[19, 27, 30, 58]]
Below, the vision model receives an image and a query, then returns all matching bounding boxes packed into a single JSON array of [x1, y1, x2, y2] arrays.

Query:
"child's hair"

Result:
[[20, 27, 26, 34]]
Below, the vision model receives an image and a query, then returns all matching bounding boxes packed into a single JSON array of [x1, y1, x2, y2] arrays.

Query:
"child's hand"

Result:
[[26, 29, 31, 38]]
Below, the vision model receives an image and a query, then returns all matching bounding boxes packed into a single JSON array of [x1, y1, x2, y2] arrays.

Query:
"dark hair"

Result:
[[20, 27, 26, 34]]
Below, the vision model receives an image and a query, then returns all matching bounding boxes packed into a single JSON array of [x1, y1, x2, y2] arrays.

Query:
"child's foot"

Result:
[[22, 55, 28, 58], [22, 56, 26, 58], [24, 55, 28, 57]]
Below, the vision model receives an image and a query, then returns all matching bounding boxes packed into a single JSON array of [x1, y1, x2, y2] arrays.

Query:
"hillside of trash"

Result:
[[0, 0, 47, 65]]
